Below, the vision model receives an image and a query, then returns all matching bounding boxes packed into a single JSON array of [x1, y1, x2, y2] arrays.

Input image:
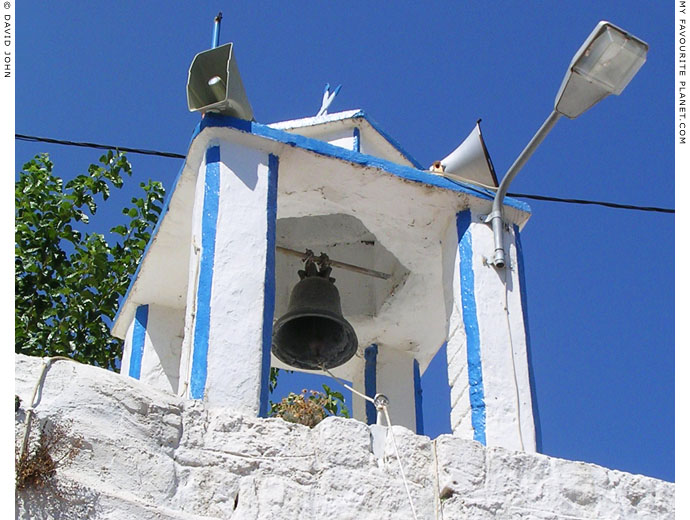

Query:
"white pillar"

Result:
[[374, 345, 423, 433], [120, 304, 184, 394], [179, 142, 278, 415], [445, 210, 537, 452]]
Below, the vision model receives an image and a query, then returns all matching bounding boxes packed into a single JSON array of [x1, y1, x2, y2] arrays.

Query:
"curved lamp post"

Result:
[[490, 21, 648, 268]]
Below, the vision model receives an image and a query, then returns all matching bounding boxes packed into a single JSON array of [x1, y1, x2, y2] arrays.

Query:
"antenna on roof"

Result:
[[316, 83, 342, 117], [212, 12, 222, 48]]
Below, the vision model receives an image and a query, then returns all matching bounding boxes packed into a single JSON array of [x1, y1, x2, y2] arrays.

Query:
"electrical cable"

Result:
[[506, 192, 674, 214], [16, 133, 674, 214], [15, 133, 186, 159]]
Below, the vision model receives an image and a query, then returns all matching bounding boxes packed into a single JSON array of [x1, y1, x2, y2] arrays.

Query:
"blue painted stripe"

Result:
[[259, 154, 279, 417], [514, 225, 542, 452], [190, 146, 221, 399], [351, 111, 424, 169], [194, 114, 531, 214], [128, 304, 148, 379], [413, 358, 424, 435], [456, 211, 486, 445], [364, 344, 378, 424], [352, 127, 360, 153]]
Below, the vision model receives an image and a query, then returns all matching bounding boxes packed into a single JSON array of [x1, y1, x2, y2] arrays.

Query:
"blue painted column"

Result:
[[364, 344, 378, 424], [455, 211, 487, 444], [126, 304, 149, 380], [183, 142, 278, 415], [445, 210, 537, 451], [413, 358, 424, 435]]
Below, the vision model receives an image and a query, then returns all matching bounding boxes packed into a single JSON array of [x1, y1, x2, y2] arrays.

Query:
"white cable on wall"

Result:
[[502, 258, 525, 452]]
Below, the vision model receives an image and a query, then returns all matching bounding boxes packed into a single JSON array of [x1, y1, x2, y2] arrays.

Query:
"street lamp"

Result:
[[490, 21, 648, 268]]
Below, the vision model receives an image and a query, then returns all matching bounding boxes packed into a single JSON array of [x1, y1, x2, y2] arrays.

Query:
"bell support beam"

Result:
[[177, 143, 278, 415], [444, 210, 538, 452]]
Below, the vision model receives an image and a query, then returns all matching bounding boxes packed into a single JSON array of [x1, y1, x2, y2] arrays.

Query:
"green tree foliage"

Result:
[[15, 152, 165, 370]]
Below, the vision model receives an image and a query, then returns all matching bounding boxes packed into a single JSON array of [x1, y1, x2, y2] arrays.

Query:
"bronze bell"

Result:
[[272, 252, 358, 370]]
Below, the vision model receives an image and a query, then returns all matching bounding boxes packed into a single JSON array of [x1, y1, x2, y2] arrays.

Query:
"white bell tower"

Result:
[[112, 37, 540, 452]]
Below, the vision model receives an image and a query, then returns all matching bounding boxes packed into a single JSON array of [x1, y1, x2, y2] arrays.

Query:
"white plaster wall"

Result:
[[303, 127, 356, 151], [139, 305, 184, 394], [178, 155, 207, 398], [118, 315, 136, 378], [441, 217, 474, 440], [15, 354, 674, 520], [350, 355, 368, 423], [469, 216, 536, 452], [376, 346, 417, 431], [204, 141, 271, 413]]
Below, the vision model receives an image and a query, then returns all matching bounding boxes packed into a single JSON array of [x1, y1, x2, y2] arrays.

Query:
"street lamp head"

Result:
[[554, 21, 648, 119]]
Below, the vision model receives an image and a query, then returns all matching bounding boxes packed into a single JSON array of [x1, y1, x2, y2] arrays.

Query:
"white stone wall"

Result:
[[15, 354, 674, 519]]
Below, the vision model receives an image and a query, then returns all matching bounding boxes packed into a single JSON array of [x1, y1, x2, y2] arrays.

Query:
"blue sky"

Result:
[[12, 2, 675, 482]]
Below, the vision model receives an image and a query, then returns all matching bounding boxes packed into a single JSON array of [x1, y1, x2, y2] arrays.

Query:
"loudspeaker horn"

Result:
[[187, 42, 254, 120], [432, 120, 498, 187]]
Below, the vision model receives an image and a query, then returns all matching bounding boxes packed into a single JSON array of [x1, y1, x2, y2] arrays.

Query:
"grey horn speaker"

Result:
[[186, 42, 254, 120]]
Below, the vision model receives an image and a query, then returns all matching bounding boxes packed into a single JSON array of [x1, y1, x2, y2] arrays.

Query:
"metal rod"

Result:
[[212, 12, 222, 48], [491, 110, 562, 268], [276, 246, 391, 280]]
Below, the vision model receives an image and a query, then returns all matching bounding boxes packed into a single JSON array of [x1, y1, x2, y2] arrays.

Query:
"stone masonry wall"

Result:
[[15, 354, 674, 519]]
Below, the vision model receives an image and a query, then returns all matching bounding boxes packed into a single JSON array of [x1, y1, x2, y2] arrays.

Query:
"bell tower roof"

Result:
[[268, 109, 424, 170]]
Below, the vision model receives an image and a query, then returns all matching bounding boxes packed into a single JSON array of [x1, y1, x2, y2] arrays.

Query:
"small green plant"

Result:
[[16, 418, 83, 491], [270, 384, 350, 427]]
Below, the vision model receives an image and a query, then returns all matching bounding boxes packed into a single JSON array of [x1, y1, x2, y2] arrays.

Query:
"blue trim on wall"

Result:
[[259, 154, 279, 417], [352, 127, 360, 153], [456, 211, 486, 445], [514, 225, 542, 452], [128, 304, 148, 379], [351, 111, 424, 169], [116, 113, 530, 331], [194, 114, 531, 214], [413, 358, 424, 435], [190, 146, 221, 399], [364, 344, 378, 424]]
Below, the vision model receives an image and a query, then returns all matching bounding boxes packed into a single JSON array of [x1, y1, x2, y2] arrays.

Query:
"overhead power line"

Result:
[[15, 133, 674, 214], [15, 134, 186, 159], [507, 192, 674, 214]]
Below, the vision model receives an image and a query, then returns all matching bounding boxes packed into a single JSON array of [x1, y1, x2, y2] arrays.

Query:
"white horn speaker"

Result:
[[435, 120, 498, 187], [187, 42, 254, 120]]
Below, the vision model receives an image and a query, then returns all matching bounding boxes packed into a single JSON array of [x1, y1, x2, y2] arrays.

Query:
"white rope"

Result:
[[321, 365, 419, 519], [382, 406, 419, 520], [321, 366, 376, 405]]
